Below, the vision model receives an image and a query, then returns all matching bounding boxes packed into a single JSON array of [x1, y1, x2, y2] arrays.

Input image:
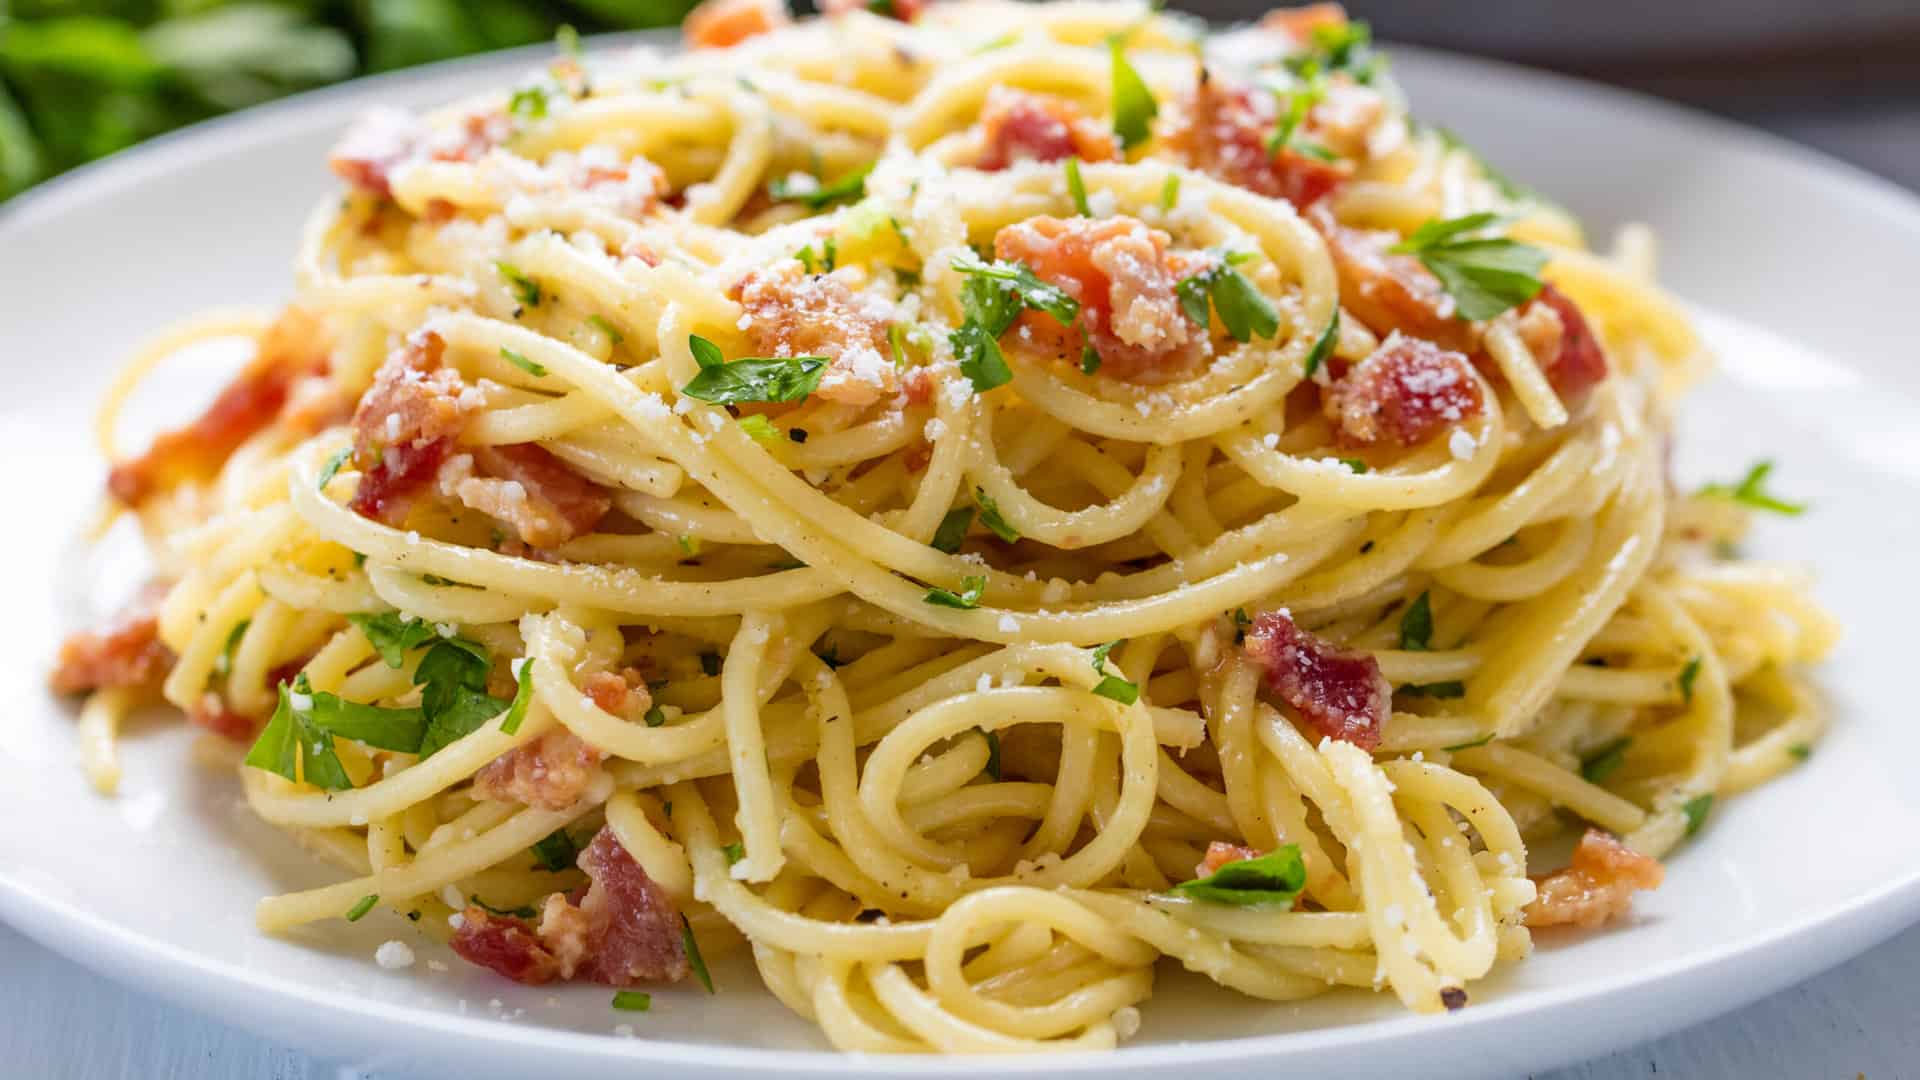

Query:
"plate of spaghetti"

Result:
[[4, 2, 1918, 1076]]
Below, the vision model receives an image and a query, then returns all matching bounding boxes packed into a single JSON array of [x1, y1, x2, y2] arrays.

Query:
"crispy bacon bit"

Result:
[[733, 262, 898, 405], [902, 367, 934, 406], [582, 669, 653, 722], [993, 215, 1209, 383], [188, 693, 260, 742], [1323, 332, 1483, 447], [455, 827, 689, 986], [1243, 610, 1389, 750], [49, 584, 173, 695], [1196, 841, 1260, 879], [443, 443, 612, 548], [1524, 828, 1664, 929], [684, 0, 790, 49], [1164, 76, 1350, 210], [328, 108, 508, 199], [1529, 284, 1608, 402], [1309, 206, 1475, 352], [976, 87, 1116, 171], [1260, 3, 1348, 40], [474, 730, 606, 811], [821, 0, 925, 19], [348, 331, 470, 526], [108, 308, 328, 507]]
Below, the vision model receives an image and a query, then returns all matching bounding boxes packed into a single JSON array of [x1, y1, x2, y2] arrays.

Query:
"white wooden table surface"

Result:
[[2, 917, 1913, 1078]]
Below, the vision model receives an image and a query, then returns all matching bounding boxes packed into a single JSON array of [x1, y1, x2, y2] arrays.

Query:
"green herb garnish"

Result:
[[1388, 213, 1546, 321], [500, 347, 546, 377], [1398, 591, 1433, 651], [925, 575, 987, 609], [1169, 845, 1306, 908], [1697, 460, 1806, 515], [681, 334, 826, 404]]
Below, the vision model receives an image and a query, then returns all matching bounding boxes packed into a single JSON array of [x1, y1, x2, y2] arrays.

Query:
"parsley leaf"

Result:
[[494, 261, 542, 308], [317, 448, 351, 490], [737, 414, 779, 442], [1286, 19, 1381, 84], [681, 915, 715, 992], [1303, 309, 1339, 377], [951, 253, 1080, 326], [1442, 731, 1494, 751], [1080, 339, 1101, 374], [981, 728, 1002, 780], [925, 575, 987, 609], [1169, 845, 1306, 908], [1788, 742, 1811, 762], [413, 638, 511, 759], [500, 347, 547, 378], [1160, 172, 1180, 210], [1339, 457, 1369, 474], [612, 991, 651, 1012], [1398, 591, 1433, 651], [345, 894, 378, 922], [1697, 460, 1806, 515], [1579, 736, 1631, 783], [1174, 260, 1280, 343], [973, 488, 1019, 542], [307, 691, 426, 753], [1682, 793, 1713, 837], [499, 659, 536, 735], [1108, 35, 1158, 151], [768, 163, 871, 209], [680, 334, 827, 404], [587, 314, 625, 344], [244, 676, 353, 791], [1677, 656, 1702, 705], [931, 507, 975, 553], [508, 84, 550, 121], [722, 841, 745, 865], [643, 705, 667, 728], [1389, 213, 1546, 321], [215, 620, 250, 677], [531, 828, 580, 872], [1089, 640, 1139, 705], [470, 895, 538, 919], [1065, 156, 1091, 216], [953, 321, 1013, 392]]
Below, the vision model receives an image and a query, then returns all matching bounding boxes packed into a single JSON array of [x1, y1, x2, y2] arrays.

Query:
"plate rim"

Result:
[[3, 30, 1918, 1078]]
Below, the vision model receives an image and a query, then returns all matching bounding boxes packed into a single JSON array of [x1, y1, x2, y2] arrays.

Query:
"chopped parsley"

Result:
[[768, 163, 871, 210], [586, 314, 625, 344], [737, 414, 779, 442], [1286, 19, 1382, 84], [500, 347, 547, 377], [1159, 171, 1180, 210], [1303, 309, 1339, 377], [1388, 212, 1546, 321], [981, 728, 1001, 780], [531, 827, 580, 872], [508, 84, 550, 121], [611, 991, 651, 1012], [317, 448, 351, 490], [1339, 457, 1368, 474], [925, 575, 987, 609], [1080, 339, 1102, 374], [1442, 731, 1494, 751], [681, 334, 827, 404], [348, 612, 439, 667], [214, 620, 250, 677], [243, 676, 353, 791], [1065, 156, 1091, 216], [699, 653, 722, 677], [1681, 793, 1713, 837], [1677, 656, 1702, 705], [722, 842, 745, 865], [931, 507, 975, 553], [643, 704, 667, 728], [469, 895, 538, 919], [948, 253, 1081, 392], [1788, 742, 1812, 762], [973, 488, 1018, 543], [1108, 35, 1158, 151], [493, 261, 542, 308], [1168, 845, 1306, 908], [345, 894, 378, 922], [1579, 736, 1631, 784], [1697, 460, 1806, 515], [1402, 680, 1465, 699], [1231, 607, 1252, 643], [681, 915, 715, 992], [1089, 640, 1140, 705], [1175, 259, 1280, 344], [1398, 591, 1434, 651], [498, 659, 535, 735]]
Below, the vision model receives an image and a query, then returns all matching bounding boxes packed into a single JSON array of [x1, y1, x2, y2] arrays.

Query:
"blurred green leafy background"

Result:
[[0, 0, 698, 201]]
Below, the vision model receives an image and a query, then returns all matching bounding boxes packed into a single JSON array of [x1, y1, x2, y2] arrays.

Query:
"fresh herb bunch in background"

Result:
[[0, 0, 699, 202]]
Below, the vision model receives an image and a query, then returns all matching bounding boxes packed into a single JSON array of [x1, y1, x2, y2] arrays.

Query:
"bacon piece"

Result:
[[1260, 3, 1348, 40], [454, 827, 689, 987], [992, 214, 1209, 383], [1195, 841, 1259, 879], [108, 308, 328, 507], [49, 584, 173, 695], [1309, 206, 1475, 352], [684, 0, 790, 49], [188, 693, 261, 742], [348, 331, 470, 527], [902, 367, 934, 406], [1529, 284, 1608, 402], [976, 87, 1116, 171], [733, 262, 898, 406], [820, 0, 925, 19], [1242, 610, 1389, 750], [1524, 828, 1664, 929], [451, 907, 566, 985], [1164, 76, 1350, 210], [1323, 332, 1483, 448], [583, 669, 653, 722], [442, 443, 613, 548], [474, 730, 606, 811]]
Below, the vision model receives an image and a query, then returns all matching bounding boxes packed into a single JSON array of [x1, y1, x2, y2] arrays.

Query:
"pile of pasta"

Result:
[[62, 0, 1837, 1054]]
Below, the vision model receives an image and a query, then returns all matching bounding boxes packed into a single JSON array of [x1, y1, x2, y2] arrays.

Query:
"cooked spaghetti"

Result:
[[52, 0, 1837, 1053]]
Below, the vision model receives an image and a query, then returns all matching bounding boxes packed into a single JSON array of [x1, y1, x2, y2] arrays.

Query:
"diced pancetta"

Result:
[[1195, 841, 1260, 878], [821, 0, 926, 19], [1524, 828, 1663, 929], [1323, 331, 1484, 447], [107, 308, 329, 507], [992, 214, 1209, 383], [583, 669, 653, 722], [976, 87, 1116, 171], [1163, 75, 1350, 210], [474, 730, 606, 811], [348, 331, 470, 527], [733, 262, 899, 405], [1242, 609, 1389, 750], [49, 584, 173, 695], [1528, 284, 1608, 402], [443, 443, 613, 548], [684, 0, 791, 49], [188, 693, 260, 742], [451, 826, 689, 986], [1308, 206, 1476, 352], [1259, 2, 1349, 41]]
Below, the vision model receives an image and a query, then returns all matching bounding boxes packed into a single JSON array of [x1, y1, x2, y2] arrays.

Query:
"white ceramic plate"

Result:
[[3, 34, 1918, 1080]]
